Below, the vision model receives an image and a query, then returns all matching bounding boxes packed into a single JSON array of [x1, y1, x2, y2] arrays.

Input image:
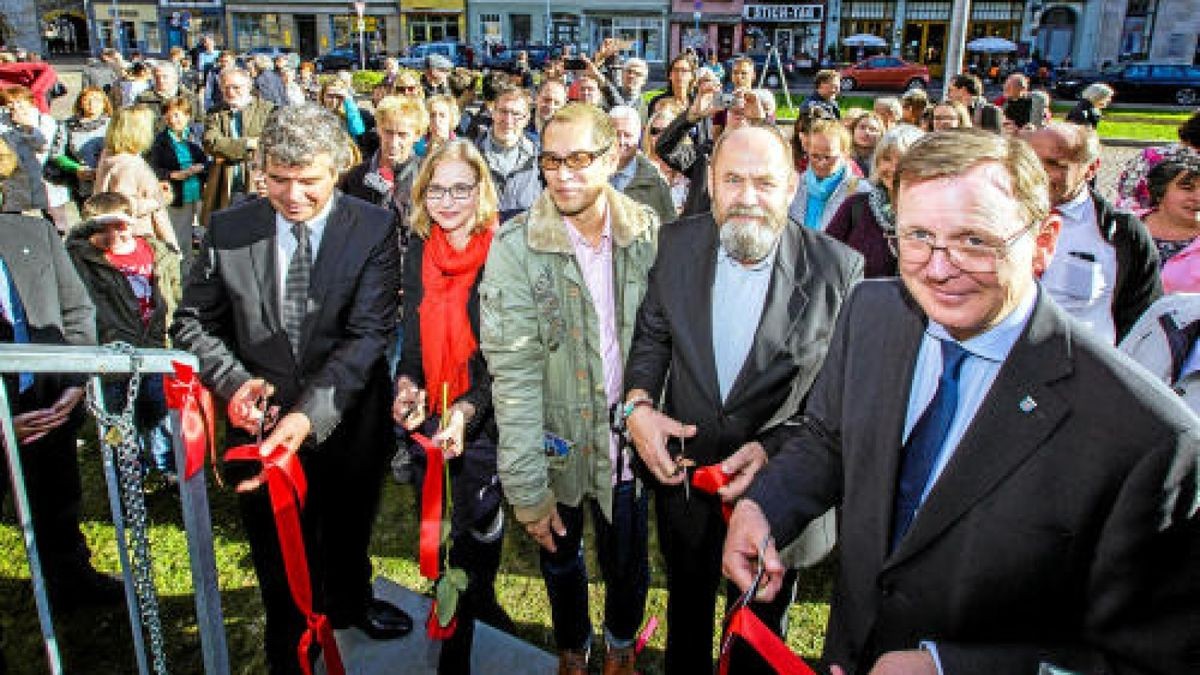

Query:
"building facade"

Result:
[[468, 0, 669, 63], [223, 0, 409, 58]]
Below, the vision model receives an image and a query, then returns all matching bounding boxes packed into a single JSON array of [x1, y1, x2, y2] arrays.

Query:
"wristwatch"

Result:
[[609, 394, 654, 439]]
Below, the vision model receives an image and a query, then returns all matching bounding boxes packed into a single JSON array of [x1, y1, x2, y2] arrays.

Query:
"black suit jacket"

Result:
[[625, 213, 864, 467], [0, 214, 96, 405], [748, 280, 1200, 674], [170, 193, 401, 445]]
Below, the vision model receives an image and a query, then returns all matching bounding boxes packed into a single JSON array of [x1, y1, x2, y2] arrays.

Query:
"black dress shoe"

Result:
[[349, 598, 413, 640]]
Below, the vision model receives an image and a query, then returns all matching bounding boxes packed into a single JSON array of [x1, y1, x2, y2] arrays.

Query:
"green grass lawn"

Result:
[[0, 432, 835, 674]]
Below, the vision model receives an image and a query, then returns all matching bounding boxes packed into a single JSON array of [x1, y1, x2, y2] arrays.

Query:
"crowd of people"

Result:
[[1, 37, 1200, 675]]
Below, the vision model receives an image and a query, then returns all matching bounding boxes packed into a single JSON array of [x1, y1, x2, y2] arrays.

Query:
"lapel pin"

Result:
[[1019, 396, 1037, 413]]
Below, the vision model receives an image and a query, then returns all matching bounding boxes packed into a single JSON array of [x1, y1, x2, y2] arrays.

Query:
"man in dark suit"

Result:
[[724, 129, 1200, 674], [0, 136, 121, 611], [171, 104, 409, 675], [622, 123, 863, 674]]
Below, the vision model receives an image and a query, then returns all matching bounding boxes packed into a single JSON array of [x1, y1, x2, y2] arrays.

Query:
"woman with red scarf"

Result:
[[391, 139, 514, 673]]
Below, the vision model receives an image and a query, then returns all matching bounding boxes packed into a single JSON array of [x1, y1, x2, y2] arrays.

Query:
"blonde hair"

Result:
[[409, 139, 499, 239], [105, 105, 155, 155], [0, 137, 17, 180], [375, 95, 430, 135], [426, 94, 461, 133], [545, 102, 617, 152], [895, 129, 1050, 227], [807, 118, 852, 154]]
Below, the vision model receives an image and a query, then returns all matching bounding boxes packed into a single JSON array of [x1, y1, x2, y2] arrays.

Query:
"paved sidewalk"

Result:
[[317, 578, 556, 675]]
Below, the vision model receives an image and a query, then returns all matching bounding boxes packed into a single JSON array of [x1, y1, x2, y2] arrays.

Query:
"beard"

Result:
[[717, 204, 787, 264]]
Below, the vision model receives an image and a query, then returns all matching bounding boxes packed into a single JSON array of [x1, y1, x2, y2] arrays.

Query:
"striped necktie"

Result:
[[282, 221, 311, 355]]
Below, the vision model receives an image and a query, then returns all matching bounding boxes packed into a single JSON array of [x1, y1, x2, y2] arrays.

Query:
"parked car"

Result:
[[838, 56, 929, 91], [482, 45, 562, 73], [397, 42, 467, 69], [243, 46, 299, 69], [314, 45, 381, 72], [1054, 63, 1200, 106]]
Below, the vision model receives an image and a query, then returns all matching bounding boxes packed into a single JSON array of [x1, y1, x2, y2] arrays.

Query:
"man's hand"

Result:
[[717, 441, 768, 501], [524, 506, 566, 553], [227, 378, 275, 433], [829, 650, 937, 675], [740, 89, 767, 122], [624, 397, 696, 486], [11, 386, 84, 444], [235, 411, 312, 492], [687, 70, 723, 122], [722, 500, 786, 602]]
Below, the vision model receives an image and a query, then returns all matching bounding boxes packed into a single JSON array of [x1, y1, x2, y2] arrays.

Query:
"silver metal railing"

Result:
[[0, 344, 229, 675]]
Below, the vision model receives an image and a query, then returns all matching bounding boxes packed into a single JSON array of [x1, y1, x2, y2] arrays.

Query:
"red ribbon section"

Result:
[[691, 464, 734, 521], [164, 361, 217, 481], [224, 443, 345, 675], [426, 601, 459, 640], [718, 606, 816, 675], [413, 433, 445, 581]]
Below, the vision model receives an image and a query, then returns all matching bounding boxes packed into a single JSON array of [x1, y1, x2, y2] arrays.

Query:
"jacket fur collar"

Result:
[[525, 184, 656, 254]]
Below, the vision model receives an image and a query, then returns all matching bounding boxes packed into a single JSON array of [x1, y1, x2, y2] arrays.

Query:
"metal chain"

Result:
[[85, 342, 168, 675]]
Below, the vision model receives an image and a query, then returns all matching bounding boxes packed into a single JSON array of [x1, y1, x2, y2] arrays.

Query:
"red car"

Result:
[[838, 56, 930, 92]]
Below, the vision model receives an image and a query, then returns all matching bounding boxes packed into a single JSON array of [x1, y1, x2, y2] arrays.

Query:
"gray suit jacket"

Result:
[[0, 214, 96, 402], [748, 279, 1200, 673]]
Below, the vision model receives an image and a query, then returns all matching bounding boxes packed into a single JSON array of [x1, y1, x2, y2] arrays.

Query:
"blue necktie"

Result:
[[891, 339, 970, 552], [0, 256, 33, 393]]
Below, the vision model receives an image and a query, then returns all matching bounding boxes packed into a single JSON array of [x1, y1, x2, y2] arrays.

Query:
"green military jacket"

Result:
[[480, 185, 659, 524]]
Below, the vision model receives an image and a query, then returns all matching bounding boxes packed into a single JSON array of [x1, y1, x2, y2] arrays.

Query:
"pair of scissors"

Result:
[[720, 533, 771, 655], [253, 394, 278, 445], [671, 434, 695, 501]]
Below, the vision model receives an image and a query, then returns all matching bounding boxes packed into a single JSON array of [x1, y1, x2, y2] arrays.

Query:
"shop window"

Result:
[[335, 14, 385, 52], [234, 13, 283, 50], [143, 21, 161, 53], [510, 15, 531, 45], [552, 13, 580, 46], [481, 13, 502, 44], [843, 2, 894, 20]]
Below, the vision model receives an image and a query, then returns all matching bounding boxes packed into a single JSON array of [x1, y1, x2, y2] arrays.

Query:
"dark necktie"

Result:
[[0, 256, 33, 392], [282, 221, 311, 355], [891, 339, 970, 552]]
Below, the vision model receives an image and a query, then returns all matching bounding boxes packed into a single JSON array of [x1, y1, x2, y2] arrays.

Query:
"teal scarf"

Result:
[[168, 129, 201, 204], [803, 164, 845, 230]]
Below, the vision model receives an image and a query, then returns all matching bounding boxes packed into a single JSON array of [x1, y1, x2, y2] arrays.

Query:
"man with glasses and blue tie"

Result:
[[480, 102, 661, 675], [723, 129, 1200, 675]]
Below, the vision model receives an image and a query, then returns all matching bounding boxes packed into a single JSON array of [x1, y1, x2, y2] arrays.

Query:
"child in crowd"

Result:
[[66, 192, 182, 488]]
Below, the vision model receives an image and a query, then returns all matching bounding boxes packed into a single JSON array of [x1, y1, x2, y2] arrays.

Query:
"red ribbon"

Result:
[[425, 601, 459, 640], [718, 606, 816, 675], [691, 464, 734, 521], [224, 443, 345, 675], [164, 361, 218, 482], [413, 433, 445, 581]]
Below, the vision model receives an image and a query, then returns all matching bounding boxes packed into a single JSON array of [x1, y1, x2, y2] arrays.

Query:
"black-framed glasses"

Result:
[[539, 145, 611, 172], [649, 126, 667, 135], [425, 183, 477, 202], [886, 223, 1037, 274]]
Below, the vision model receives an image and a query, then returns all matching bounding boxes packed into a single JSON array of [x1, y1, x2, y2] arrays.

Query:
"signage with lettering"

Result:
[[742, 4, 824, 22]]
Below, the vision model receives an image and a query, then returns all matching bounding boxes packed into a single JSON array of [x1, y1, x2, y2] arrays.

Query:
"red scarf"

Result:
[[419, 218, 495, 415]]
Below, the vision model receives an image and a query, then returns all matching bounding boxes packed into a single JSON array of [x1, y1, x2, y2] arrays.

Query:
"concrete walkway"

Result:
[[317, 578, 556, 675]]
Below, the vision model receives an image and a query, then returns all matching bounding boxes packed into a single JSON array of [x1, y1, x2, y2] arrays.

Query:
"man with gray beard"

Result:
[[622, 123, 863, 674]]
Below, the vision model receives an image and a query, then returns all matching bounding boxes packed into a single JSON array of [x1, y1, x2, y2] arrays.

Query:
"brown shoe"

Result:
[[602, 645, 636, 675], [558, 648, 589, 675]]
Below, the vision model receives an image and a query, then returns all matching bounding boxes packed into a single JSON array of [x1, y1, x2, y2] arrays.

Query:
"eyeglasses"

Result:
[[494, 107, 529, 119], [671, 67, 693, 74], [425, 183, 477, 202], [397, 85, 418, 94], [649, 126, 667, 135], [539, 146, 611, 171], [886, 224, 1036, 273]]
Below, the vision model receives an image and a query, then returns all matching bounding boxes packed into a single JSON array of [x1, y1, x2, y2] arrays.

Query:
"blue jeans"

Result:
[[540, 481, 648, 651], [103, 375, 175, 475]]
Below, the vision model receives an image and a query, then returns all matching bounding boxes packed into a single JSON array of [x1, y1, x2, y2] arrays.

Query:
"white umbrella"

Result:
[[843, 34, 888, 48], [967, 37, 1017, 53]]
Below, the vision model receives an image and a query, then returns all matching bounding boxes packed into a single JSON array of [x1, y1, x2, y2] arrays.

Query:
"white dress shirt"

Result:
[[1042, 189, 1118, 343]]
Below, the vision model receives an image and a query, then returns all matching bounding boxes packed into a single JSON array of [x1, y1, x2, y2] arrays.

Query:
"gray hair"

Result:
[[260, 104, 355, 171], [874, 96, 902, 118], [624, 57, 647, 73], [609, 105, 642, 134], [219, 67, 251, 86], [1081, 82, 1114, 105], [871, 124, 925, 183], [252, 54, 274, 71]]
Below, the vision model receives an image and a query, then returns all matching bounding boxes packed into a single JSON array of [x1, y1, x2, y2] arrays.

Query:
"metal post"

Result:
[[943, 0, 970, 100], [0, 383, 64, 674], [110, 0, 121, 55]]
